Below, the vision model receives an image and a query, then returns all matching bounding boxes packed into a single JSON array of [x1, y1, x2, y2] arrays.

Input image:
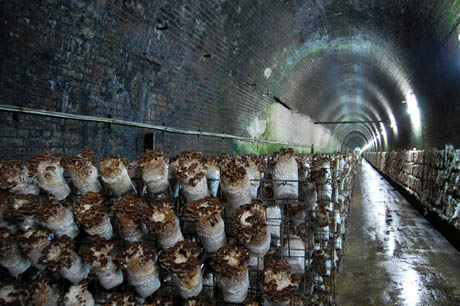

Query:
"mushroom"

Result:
[[113, 196, 144, 242], [202, 156, 221, 197], [73, 192, 113, 239], [0, 192, 17, 233], [176, 151, 209, 202], [121, 242, 161, 297], [185, 297, 217, 306], [147, 296, 173, 306], [0, 227, 31, 277], [311, 157, 331, 185], [105, 292, 136, 306], [40, 235, 89, 284], [137, 150, 170, 198], [99, 155, 135, 197], [263, 256, 300, 306], [219, 156, 252, 217], [209, 244, 250, 303], [62, 282, 95, 306], [81, 237, 123, 290], [272, 148, 298, 200], [0, 160, 39, 195], [306, 180, 318, 218], [2, 194, 40, 231], [27, 278, 60, 306], [168, 155, 181, 198], [143, 201, 183, 250], [28, 154, 71, 200], [186, 197, 226, 252], [160, 240, 202, 299], [19, 227, 54, 271], [62, 150, 102, 195], [235, 200, 271, 270], [37, 198, 79, 239]]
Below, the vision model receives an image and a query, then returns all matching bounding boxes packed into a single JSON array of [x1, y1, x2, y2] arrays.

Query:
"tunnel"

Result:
[[0, 0, 459, 305]]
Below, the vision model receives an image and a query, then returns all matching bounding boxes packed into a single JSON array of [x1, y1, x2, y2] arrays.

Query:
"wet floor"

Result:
[[336, 160, 460, 306]]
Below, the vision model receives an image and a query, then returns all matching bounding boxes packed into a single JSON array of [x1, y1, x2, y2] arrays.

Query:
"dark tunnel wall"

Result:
[[1, 0, 460, 159]]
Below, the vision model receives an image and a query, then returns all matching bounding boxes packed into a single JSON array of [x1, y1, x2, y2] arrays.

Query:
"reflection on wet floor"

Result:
[[336, 160, 460, 306]]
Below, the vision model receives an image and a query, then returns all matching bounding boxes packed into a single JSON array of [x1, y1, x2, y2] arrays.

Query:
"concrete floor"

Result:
[[336, 160, 460, 306]]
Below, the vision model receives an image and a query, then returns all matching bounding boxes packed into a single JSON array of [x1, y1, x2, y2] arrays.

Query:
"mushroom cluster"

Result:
[[37, 198, 79, 239], [137, 150, 170, 198], [28, 154, 71, 200], [113, 196, 144, 242], [99, 155, 134, 197], [143, 201, 184, 250], [176, 151, 209, 202], [0, 227, 31, 277], [219, 156, 252, 216], [263, 256, 300, 306], [272, 148, 298, 200], [235, 200, 271, 269], [27, 278, 60, 306], [62, 150, 102, 195], [73, 192, 113, 239], [121, 242, 160, 297], [0, 160, 39, 195], [2, 194, 40, 231], [62, 282, 95, 306], [81, 237, 123, 289], [210, 244, 250, 303], [39, 235, 89, 284], [160, 240, 202, 299], [186, 197, 226, 252], [19, 227, 53, 270]]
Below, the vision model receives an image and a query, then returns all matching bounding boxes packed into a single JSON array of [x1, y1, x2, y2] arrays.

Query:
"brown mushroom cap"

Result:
[[160, 240, 201, 276], [81, 237, 116, 270], [105, 292, 136, 306], [186, 197, 224, 225], [263, 256, 300, 303], [39, 235, 75, 271], [27, 278, 55, 305], [143, 201, 177, 234], [176, 152, 207, 186], [137, 150, 168, 173], [99, 155, 130, 179], [36, 198, 65, 222], [19, 227, 53, 253], [73, 192, 106, 228], [0, 160, 28, 190], [219, 157, 249, 184], [27, 154, 62, 176], [113, 196, 143, 226], [234, 200, 268, 244], [210, 244, 249, 277], [62, 150, 97, 172], [121, 242, 156, 270], [2, 194, 40, 222]]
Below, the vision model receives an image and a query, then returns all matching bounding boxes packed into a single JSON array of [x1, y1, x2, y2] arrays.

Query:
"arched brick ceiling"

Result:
[[230, 0, 460, 150]]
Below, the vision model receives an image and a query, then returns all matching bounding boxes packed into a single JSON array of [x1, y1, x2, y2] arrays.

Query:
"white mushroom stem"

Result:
[[63, 284, 95, 306], [273, 153, 298, 200], [138, 150, 170, 195], [0, 161, 39, 195]]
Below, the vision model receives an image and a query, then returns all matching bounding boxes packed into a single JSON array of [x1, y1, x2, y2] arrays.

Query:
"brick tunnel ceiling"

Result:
[[244, 0, 460, 150]]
